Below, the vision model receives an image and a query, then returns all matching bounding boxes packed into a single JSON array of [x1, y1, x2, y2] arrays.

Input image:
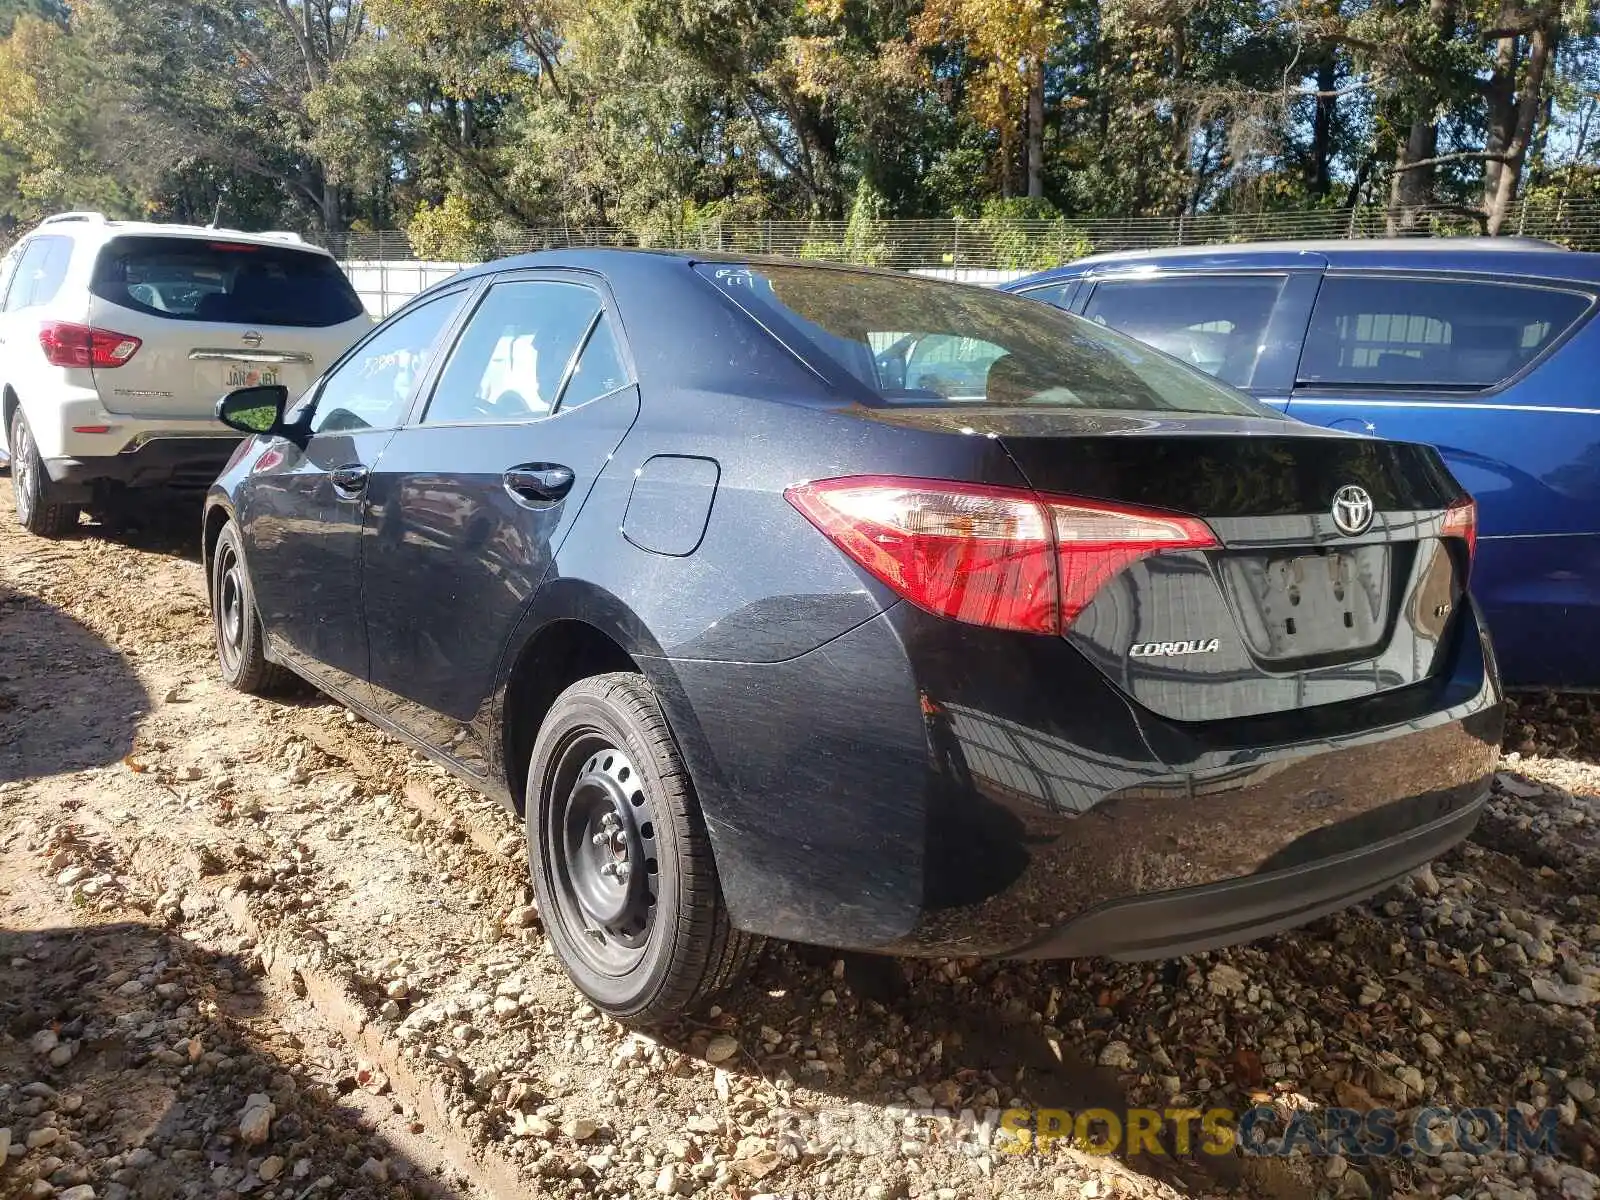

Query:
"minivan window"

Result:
[[1299, 275, 1592, 390], [3, 236, 73, 311], [91, 236, 364, 328], [1082, 274, 1286, 388], [700, 263, 1270, 416]]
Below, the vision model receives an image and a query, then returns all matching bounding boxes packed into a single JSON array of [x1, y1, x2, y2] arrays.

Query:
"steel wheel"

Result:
[[545, 734, 660, 975], [215, 538, 248, 676]]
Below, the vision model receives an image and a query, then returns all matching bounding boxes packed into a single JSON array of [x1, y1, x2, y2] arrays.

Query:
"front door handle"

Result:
[[504, 464, 575, 505], [329, 464, 369, 496]]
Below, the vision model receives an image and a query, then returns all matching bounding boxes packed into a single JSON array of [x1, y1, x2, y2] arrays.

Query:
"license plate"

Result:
[[1221, 546, 1390, 661], [224, 363, 281, 389]]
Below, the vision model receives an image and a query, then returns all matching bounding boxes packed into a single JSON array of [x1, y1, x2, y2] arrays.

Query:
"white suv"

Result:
[[0, 213, 373, 536]]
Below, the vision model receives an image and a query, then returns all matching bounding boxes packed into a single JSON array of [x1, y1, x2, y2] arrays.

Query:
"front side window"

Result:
[[4, 236, 73, 312], [700, 263, 1271, 417], [425, 279, 627, 424], [91, 236, 364, 328], [1082, 275, 1286, 388], [1298, 275, 1592, 390], [310, 292, 463, 434]]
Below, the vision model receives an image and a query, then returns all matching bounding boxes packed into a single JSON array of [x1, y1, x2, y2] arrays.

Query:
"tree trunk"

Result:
[[1026, 58, 1045, 200], [1309, 54, 1337, 198], [1486, 19, 1553, 234], [1483, 34, 1519, 215], [1387, 0, 1456, 232]]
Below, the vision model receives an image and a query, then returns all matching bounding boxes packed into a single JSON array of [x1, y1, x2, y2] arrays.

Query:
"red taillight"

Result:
[[1442, 496, 1477, 562], [784, 476, 1217, 635], [39, 322, 141, 369]]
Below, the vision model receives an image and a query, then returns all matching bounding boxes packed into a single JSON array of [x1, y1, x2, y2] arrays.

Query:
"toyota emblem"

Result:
[[1331, 485, 1375, 536]]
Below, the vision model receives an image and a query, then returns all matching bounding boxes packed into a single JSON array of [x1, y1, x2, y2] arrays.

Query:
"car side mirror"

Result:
[[216, 385, 291, 437]]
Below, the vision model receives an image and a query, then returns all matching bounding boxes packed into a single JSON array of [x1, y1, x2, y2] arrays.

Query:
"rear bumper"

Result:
[[46, 435, 243, 492], [649, 597, 1503, 959], [1013, 793, 1484, 960]]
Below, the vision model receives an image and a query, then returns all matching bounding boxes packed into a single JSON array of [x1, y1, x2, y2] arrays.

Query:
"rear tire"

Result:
[[10, 409, 79, 538], [211, 521, 291, 695], [527, 672, 761, 1025]]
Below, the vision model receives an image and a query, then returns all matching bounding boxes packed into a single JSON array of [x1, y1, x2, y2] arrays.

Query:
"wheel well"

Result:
[[503, 621, 638, 814], [2, 386, 17, 441], [202, 506, 232, 599]]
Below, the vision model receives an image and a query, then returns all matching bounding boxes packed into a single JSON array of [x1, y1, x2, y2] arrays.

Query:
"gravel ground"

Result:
[[0, 491, 1597, 1200]]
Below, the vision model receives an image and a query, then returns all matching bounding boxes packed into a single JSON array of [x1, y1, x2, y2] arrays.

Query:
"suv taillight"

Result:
[[785, 475, 1218, 635], [38, 321, 141, 369]]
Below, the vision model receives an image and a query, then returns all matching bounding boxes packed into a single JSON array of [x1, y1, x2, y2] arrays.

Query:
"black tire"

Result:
[[211, 521, 291, 694], [10, 409, 79, 538], [527, 672, 761, 1024]]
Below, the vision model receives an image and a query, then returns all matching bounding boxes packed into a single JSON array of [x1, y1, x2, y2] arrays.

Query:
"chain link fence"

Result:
[[310, 197, 1600, 269]]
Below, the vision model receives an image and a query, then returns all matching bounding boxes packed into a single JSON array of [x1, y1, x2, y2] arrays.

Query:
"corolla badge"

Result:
[[1130, 639, 1221, 658], [1331, 484, 1375, 536]]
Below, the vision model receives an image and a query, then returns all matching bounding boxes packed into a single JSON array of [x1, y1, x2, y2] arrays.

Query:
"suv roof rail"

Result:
[[39, 211, 109, 226]]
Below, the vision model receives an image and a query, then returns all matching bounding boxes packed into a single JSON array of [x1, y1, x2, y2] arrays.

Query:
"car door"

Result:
[[237, 286, 471, 700], [1078, 268, 1322, 411], [1283, 271, 1600, 688], [360, 271, 639, 775]]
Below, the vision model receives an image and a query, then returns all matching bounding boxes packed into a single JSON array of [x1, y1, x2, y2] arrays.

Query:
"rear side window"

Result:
[[1082, 274, 1286, 388], [424, 279, 628, 425], [699, 263, 1269, 417], [1299, 275, 1592, 390], [3, 235, 74, 311], [1014, 280, 1080, 310], [91, 236, 363, 328]]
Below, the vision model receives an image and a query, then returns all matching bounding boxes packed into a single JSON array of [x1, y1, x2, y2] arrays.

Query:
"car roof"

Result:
[[1005, 237, 1600, 288], [26, 213, 328, 255]]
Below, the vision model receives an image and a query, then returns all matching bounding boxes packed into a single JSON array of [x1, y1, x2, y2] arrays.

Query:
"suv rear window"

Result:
[[1299, 275, 1593, 390], [698, 263, 1267, 416], [91, 236, 364, 328]]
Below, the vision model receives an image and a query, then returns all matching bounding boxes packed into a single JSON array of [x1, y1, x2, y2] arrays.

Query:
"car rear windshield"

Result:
[[91, 236, 364, 328], [697, 262, 1271, 416]]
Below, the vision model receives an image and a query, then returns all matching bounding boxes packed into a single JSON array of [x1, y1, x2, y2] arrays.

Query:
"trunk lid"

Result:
[[985, 411, 1467, 722]]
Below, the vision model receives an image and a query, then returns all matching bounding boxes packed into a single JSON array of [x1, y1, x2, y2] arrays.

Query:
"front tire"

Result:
[[211, 521, 290, 695], [10, 409, 79, 538], [527, 672, 761, 1024]]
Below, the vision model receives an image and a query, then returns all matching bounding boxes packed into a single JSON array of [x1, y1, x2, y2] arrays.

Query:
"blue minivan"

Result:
[[1003, 238, 1600, 691]]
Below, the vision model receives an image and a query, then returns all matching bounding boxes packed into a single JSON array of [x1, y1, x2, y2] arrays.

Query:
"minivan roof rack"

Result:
[[39, 211, 109, 226]]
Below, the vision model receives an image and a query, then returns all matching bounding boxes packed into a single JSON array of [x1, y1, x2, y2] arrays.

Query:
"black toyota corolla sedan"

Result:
[[203, 250, 1503, 1023]]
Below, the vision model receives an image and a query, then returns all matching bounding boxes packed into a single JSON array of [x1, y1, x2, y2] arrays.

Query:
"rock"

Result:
[[48, 1043, 75, 1068], [1098, 1040, 1136, 1070], [385, 979, 410, 1000], [58, 865, 90, 886], [125, 1149, 156, 1170], [1207, 964, 1247, 996], [1568, 1079, 1596, 1105], [26, 1128, 60, 1150], [1532, 978, 1599, 1008], [562, 1118, 597, 1142], [655, 1163, 680, 1194], [1357, 981, 1384, 1007], [257, 1157, 284, 1182], [237, 1094, 274, 1146], [513, 905, 539, 927], [358, 1158, 388, 1183], [1418, 1033, 1444, 1059], [1413, 863, 1441, 897], [58, 1187, 96, 1200], [0, 1127, 9, 1161], [497, 834, 522, 857], [705, 1036, 739, 1064], [1338, 1170, 1373, 1200], [493, 996, 518, 1018], [28, 1030, 59, 1056]]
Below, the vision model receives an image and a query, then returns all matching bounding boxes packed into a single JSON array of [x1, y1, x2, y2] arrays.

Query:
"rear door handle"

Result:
[[329, 464, 369, 496], [504, 464, 575, 506]]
